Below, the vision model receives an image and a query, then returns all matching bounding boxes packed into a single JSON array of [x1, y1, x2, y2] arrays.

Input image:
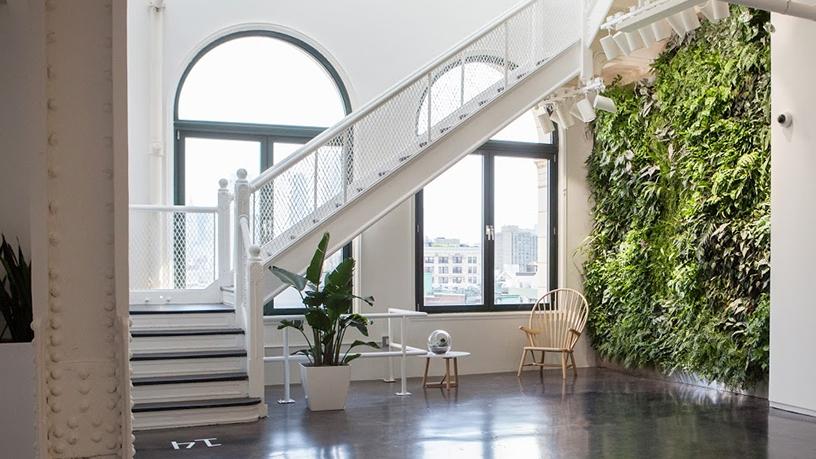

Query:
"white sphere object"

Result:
[[428, 330, 452, 354]]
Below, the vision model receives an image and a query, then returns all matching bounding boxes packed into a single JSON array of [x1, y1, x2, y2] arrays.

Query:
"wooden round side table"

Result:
[[421, 351, 470, 390]]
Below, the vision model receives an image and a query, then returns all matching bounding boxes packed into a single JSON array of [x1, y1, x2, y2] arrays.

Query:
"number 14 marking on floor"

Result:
[[171, 438, 222, 449]]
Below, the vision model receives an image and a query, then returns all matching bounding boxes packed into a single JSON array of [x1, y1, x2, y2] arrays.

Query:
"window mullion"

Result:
[[483, 151, 495, 312]]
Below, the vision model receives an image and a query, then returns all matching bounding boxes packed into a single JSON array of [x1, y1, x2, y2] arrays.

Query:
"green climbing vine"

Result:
[[584, 6, 770, 388]]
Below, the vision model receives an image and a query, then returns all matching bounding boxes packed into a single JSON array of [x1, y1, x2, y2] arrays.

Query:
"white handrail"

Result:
[[263, 308, 427, 323], [130, 204, 217, 213], [264, 308, 428, 402], [247, 0, 537, 191]]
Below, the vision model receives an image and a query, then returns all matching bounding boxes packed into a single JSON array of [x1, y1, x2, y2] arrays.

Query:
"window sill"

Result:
[[412, 310, 529, 321]]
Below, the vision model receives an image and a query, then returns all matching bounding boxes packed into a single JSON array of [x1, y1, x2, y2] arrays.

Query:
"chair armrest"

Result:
[[568, 328, 582, 337], [519, 325, 540, 335]]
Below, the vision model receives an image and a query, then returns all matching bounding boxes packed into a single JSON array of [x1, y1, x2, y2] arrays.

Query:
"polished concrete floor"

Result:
[[134, 368, 816, 458]]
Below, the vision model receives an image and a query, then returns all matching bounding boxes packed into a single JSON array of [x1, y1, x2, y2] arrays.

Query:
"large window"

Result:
[[174, 31, 351, 314], [416, 113, 557, 313]]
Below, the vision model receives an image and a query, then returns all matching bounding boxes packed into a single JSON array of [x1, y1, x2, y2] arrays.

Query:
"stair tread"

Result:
[[131, 349, 247, 361], [129, 303, 234, 315], [133, 397, 261, 413], [131, 327, 244, 337], [132, 372, 248, 386]]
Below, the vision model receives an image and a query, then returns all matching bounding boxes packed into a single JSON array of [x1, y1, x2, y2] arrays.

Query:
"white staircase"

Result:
[[129, 302, 264, 430], [129, 0, 612, 430]]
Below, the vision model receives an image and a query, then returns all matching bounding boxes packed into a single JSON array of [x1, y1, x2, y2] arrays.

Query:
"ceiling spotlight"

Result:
[[594, 94, 617, 114], [650, 19, 673, 41], [666, 13, 689, 36], [611, 31, 633, 56], [625, 31, 646, 53], [638, 27, 657, 48], [571, 96, 597, 123], [600, 34, 623, 60], [552, 101, 576, 128], [536, 107, 556, 136], [709, 1, 730, 21], [679, 8, 701, 32]]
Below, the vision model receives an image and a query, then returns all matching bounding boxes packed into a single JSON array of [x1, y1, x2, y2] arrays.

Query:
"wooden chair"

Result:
[[516, 288, 588, 380]]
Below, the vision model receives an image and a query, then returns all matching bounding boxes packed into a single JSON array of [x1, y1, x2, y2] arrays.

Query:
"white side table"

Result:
[[421, 351, 470, 390]]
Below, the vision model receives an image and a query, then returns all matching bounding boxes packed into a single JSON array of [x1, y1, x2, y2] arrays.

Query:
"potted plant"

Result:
[[271, 232, 378, 411], [0, 236, 33, 343], [0, 235, 35, 458]]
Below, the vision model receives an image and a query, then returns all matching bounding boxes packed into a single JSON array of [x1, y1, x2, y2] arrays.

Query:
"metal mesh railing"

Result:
[[247, 0, 578, 258], [130, 207, 218, 290]]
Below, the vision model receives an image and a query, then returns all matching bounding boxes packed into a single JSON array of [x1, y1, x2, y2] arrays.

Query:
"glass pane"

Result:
[[178, 36, 345, 126], [273, 142, 304, 164], [422, 155, 483, 306], [493, 157, 550, 304], [492, 109, 550, 143], [417, 62, 503, 136], [273, 250, 345, 310], [184, 137, 261, 206]]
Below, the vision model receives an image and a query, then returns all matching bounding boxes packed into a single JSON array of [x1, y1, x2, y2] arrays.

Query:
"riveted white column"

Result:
[[41, 0, 129, 457]]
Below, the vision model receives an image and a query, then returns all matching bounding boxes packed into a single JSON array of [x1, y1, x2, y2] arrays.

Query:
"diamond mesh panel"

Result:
[[248, 0, 579, 258], [129, 209, 217, 290]]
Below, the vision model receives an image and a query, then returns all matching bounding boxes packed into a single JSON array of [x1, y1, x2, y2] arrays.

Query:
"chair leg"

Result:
[[569, 352, 578, 378], [517, 349, 528, 377], [560, 352, 567, 380], [538, 351, 546, 377]]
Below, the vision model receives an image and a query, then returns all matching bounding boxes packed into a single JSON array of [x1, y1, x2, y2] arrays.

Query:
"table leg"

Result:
[[453, 357, 459, 387], [445, 358, 451, 391], [422, 358, 430, 388]]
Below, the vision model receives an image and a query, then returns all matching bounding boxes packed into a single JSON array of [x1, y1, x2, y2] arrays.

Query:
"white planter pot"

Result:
[[0, 342, 36, 459], [299, 363, 351, 411]]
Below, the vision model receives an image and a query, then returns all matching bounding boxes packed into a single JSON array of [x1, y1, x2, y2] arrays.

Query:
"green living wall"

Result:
[[584, 7, 770, 388]]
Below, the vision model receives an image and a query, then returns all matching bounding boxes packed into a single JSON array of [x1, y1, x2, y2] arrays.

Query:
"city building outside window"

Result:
[[414, 57, 556, 312]]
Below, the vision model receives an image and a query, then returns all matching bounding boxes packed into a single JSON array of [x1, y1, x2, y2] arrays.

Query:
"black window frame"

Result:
[[172, 30, 353, 315], [415, 136, 558, 313]]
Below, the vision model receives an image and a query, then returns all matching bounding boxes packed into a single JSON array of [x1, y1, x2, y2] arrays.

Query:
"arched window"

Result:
[[175, 31, 350, 207], [174, 31, 351, 312], [414, 57, 557, 313]]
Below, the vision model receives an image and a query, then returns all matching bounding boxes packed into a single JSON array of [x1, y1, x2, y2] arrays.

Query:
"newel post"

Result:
[[247, 246, 268, 417], [217, 178, 231, 288], [234, 169, 250, 325]]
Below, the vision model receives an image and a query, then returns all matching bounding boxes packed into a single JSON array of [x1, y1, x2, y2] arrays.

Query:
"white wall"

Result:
[[769, 13, 816, 417], [126, 0, 597, 383], [0, 0, 44, 251], [0, 1, 46, 456], [127, 0, 525, 204]]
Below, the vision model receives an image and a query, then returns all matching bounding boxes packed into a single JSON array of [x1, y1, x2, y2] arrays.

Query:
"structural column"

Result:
[[40, 0, 130, 457]]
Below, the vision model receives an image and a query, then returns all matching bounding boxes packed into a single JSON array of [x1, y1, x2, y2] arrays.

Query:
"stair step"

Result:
[[131, 327, 244, 337], [131, 349, 247, 361], [133, 397, 262, 413], [132, 372, 248, 386], [129, 303, 234, 315]]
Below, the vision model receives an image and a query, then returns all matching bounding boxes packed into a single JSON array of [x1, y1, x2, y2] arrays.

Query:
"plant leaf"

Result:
[[270, 266, 307, 292], [305, 232, 330, 287]]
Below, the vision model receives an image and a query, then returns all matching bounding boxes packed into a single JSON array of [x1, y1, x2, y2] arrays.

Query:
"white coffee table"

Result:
[[422, 351, 470, 390]]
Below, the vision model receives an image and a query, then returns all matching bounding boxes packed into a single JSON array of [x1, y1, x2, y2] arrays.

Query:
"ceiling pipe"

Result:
[[732, 0, 816, 21], [605, 0, 816, 34]]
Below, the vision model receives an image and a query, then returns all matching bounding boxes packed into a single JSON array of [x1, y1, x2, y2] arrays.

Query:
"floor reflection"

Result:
[[134, 369, 816, 458]]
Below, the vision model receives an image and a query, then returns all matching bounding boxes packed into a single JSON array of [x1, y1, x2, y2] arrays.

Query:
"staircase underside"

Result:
[[260, 42, 580, 300]]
